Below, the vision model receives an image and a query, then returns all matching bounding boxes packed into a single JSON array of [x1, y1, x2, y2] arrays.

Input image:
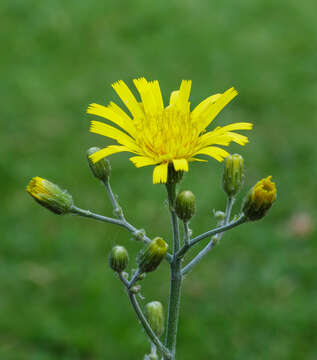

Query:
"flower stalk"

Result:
[[164, 182, 183, 359]]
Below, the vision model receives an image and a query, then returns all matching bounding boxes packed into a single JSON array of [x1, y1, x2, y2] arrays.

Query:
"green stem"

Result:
[[103, 179, 125, 220], [71, 205, 173, 263], [164, 183, 183, 359], [165, 259, 182, 358], [176, 215, 247, 259], [181, 197, 235, 276], [119, 273, 172, 359]]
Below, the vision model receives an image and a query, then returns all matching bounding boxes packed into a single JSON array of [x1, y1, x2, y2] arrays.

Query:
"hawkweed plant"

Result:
[[27, 78, 277, 360]]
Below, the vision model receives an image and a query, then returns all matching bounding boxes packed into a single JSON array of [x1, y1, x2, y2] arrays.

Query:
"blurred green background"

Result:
[[1, 0, 317, 359]]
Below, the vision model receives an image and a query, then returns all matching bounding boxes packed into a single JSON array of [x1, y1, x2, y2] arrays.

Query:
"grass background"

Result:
[[1, 0, 317, 359]]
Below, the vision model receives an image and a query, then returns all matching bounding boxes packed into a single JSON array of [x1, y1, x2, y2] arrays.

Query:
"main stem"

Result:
[[164, 183, 182, 359]]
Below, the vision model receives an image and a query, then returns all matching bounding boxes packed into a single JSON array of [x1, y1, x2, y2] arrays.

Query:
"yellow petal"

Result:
[[194, 87, 238, 131], [89, 145, 131, 163], [188, 157, 208, 162], [172, 159, 189, 171], [197, 133, 232, 148], [194, 146, 229, 162], [112, 80, 144, 118], [213, 122, 253, 134], [87, 103, 137, 138], [129, 156, 159, 168], [169, 80, 191, 110], [133, 78, 163, 116], [191, 94, 221, 119], [176, 80, 192, 109], [153, 163, 168, 184], [226, 132, 249, 145], [89, 120, 141, 153]]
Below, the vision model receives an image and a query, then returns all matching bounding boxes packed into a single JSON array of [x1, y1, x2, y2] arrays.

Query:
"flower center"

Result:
[[134, 107, 200, 161]]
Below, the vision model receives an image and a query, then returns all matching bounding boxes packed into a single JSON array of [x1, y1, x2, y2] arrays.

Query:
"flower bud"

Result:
[[242, 176, 277, 221], [109, 246, 129, 272], [167, 163, 183, 184], [137, 237, 168, 273], [87, 147, 111, 181], [145, 301, 164, 337], [175, 190, 196, 222], [26, 177, 73, 215], [223, 154, 244, 198]]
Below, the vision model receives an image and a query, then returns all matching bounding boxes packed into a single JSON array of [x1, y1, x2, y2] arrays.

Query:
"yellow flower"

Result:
[[87, 78, 253, 184]]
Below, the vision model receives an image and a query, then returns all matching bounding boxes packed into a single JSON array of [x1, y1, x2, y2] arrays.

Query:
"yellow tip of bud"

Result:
[[242, 176, 277, 221], [26, 177, 73, 215]]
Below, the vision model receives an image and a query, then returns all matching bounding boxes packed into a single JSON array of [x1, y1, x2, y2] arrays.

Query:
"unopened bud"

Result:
[[145, 301, 164, 337], [242, 176, 277, 221], [167, 163, 183, 184], [87, 147, 111, 181], [175, 190, 196, 222], [109, 246, 129, 272], [223, 154, 244, 198], [137, 237, 168, 273], [26, 177, 73, 215]]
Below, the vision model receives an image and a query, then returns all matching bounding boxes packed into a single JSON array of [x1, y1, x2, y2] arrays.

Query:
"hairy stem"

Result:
[[176, 214, 247, 259], [103, 179, 125, 220], [119, 273, 172, 359], [71, 205, 173, 263], [182, 197, 235, 276], [164, 183, 183, 359]]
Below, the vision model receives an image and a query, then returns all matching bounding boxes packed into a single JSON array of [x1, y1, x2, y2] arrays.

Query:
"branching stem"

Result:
[[119, 273, 172, 359], [181, 197, 236, 276], [71, 206, 172, 263], [176, 214, 247, 259]]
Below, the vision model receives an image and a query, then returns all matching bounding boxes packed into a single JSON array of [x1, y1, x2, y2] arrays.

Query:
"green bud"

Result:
[[137, 237, 168, 273], [242, 176, 277, 221], [145, 301, 164, 337], [223, 154, 244, 198], [87, 147, 111, 181], [167, 163, 183, 184], [175, 190, 196, 222], [109, 245, 129, 272], [26, 177, 73, 215]]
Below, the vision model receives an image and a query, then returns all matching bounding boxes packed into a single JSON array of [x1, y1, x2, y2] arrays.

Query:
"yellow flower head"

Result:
[[243, 176, 277, 221], [251, 176, 277, 207], [87, 78, 253, 184]]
